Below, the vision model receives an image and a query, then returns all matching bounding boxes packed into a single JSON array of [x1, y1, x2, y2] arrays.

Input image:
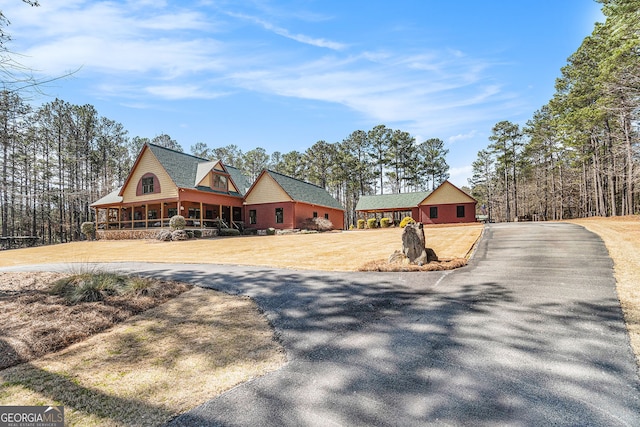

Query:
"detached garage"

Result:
[[356, 181, 477, 225]]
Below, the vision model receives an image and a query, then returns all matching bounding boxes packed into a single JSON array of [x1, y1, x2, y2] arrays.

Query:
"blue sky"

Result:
[[5, 0, 602, 187]]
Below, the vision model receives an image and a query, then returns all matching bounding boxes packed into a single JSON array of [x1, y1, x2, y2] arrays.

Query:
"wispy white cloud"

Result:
[[448, 130, 478, 144], [225, 11, 347, 50]]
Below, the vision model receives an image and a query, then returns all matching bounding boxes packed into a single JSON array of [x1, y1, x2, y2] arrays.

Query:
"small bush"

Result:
[[301, 217, 334, 232], [219, 228, 240, 236], [243, 228, 258, 235], [266, 228, 276, 236], [193, 229, 202, 238], [81, 222, 96, 240], [169, 215, 186, 231], [349, 224, 355, 230], [380, 217, 392, 228], [157, 230, 172, 241], [171, 230, 189, 241], [186, 230, 194, 239], [357, 219, 366, 229], [367, 218, 378, 229], [399, 217, 415, 228]]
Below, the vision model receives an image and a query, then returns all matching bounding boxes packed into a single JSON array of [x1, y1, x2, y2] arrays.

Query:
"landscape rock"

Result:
[[402, 222, 428, 265], [388, 250, 410, 265]]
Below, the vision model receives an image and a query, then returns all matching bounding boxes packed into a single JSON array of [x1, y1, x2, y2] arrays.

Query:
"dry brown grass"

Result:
[[567, 215, 640, 366], [0, 223, 484, 271], [0, 286, 286, 426]]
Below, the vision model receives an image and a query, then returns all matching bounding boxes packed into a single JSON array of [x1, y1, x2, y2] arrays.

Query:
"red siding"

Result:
[[245, 201, 295, 230], [418, 202, 477, 224], [246, 201, 345, 230]]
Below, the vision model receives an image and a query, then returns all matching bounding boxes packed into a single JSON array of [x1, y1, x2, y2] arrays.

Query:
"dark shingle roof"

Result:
[[265, 170, 344, 210], [146, 143, 249, 196], [355, 192, 431, 211]]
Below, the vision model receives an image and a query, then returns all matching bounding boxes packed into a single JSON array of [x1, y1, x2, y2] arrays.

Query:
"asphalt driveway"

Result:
[[3, 222, 640, 425]]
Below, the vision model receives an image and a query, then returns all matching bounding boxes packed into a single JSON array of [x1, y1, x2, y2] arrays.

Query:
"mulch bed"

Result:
[[0, 272, 191, 370], [358, 258, 468, 272]]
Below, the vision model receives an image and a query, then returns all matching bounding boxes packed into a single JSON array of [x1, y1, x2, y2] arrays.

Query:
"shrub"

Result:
[[399, 217, 415, 228], [80, 222, 96, 240], [357, 219, 366, 229], [171, 230, 189, 241], [193, 229, 202, 238], [380, 217, 392, 228], [169, 215, 186, 231], [186, 230, 194, 239], [157, 230, 172, 241], [266, 228, 276, 236], [219, 228, 240, 236], [349, 224, 355, 230], [367, 218, 378, 229], [243, 228, 258, 235], [301, 217, 334, 232]]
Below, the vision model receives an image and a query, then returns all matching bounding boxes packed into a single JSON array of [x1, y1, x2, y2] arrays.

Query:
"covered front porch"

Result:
[[94, 200, 244, 231]]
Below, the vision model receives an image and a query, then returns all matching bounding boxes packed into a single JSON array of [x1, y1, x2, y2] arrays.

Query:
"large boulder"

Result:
[[402, 222, 428, 265]]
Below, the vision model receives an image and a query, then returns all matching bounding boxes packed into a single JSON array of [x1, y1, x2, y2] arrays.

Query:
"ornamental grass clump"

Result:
[[50, 272, 125, 303], [357, 219, 366, 229], [50, 271, 166, 303], [380, 217, 392, 228], [301, 217, 334, 232], [367, 218, 378, 229]]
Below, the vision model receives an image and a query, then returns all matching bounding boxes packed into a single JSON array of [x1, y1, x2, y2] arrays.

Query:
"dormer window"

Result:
[[212, 174, 227, 191]]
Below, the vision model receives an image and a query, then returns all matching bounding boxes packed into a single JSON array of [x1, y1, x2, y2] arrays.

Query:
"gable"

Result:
[[121, 147, 177, 202], [244, 172, 292, 204], [421, 181, 476, 205], [267, 171, 344, 210]]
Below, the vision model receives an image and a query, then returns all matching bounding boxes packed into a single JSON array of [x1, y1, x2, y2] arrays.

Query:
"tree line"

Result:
[[0, 94, 451, 242], [469, 0, 639, 222]]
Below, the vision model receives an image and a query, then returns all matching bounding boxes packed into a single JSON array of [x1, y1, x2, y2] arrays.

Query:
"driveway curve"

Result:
[[3, 223, 640, 426]]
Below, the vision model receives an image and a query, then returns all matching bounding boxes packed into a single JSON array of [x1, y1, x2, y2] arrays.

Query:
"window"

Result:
[[429, 206, 438, 219], [313, 211, 318, 218], [212, 174, 228, 190], [457, 205, 465, 218], [142, 177, 154, 194], [168, 208, 178, 217], [148, 210, 157, 219], [275, 207, 284, 224], [324, 213, 329, 220], [249, 210, 257, 224], [188, 208, 200, 219]]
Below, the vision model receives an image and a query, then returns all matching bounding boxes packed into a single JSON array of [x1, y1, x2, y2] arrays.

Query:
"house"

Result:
[[355, 181, 477, 225], [91, 143, 345, 234], [243, 170, 345, 230], [91, 143, 251, 232]]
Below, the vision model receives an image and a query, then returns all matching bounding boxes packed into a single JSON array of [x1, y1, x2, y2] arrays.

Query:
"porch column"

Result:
[[145, 204, 148, 229], [200, 202, 204, 228], [160, 203, 164, 228]]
